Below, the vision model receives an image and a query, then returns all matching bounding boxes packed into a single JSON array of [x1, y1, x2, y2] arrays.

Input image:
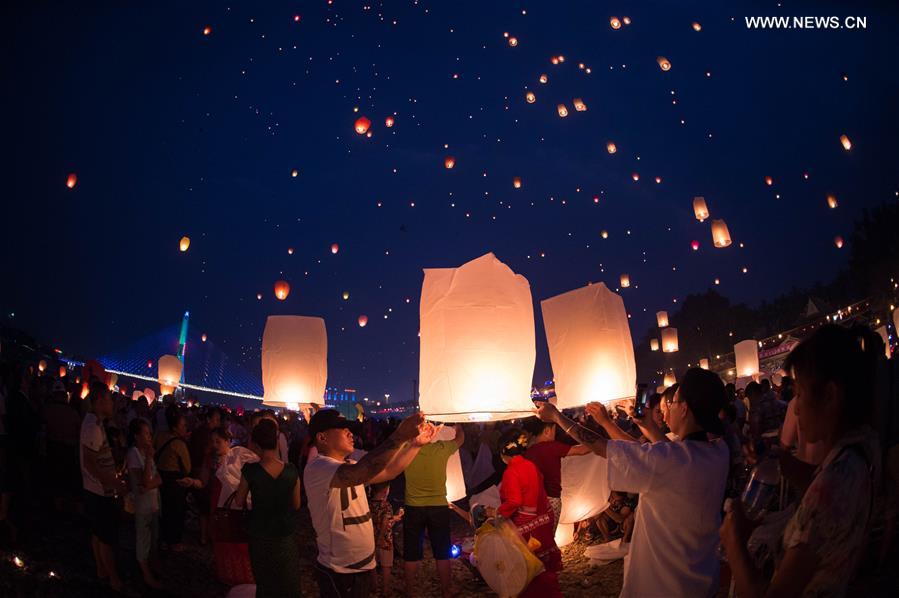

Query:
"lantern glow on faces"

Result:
[[157, 355, 183, 396], [656, 311, 669, 328], [66, 173, 77, 188], [179, 236, 190, 252], [619, 274, 630, 288], [444, 156, 455, 169], [261, 316, 327, 409], [419, 253, 536, 422], [711, 219, 732, 248], [657, 56, 672, 71], [661, 327, 679, 353], [274, 280, 290, 300], [354, 116, 371, 134], [839, 134, 852, 151], [557, 104, 568, 118], [734, 340, 760, 378], [650, 339, 659, 351], [693, 196, 709, 222]]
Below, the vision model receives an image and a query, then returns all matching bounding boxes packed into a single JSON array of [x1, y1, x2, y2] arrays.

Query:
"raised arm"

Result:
[[330, 413, 427, 489], [535, 403, 608, 458], [585, 402, 638, 442]]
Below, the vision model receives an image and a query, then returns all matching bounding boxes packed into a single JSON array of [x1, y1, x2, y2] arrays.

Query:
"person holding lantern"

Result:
[[535, 369, 730, 598]]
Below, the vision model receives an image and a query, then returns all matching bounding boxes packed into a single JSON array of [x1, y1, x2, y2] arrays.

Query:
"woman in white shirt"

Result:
[[208, 426, 259, 508]]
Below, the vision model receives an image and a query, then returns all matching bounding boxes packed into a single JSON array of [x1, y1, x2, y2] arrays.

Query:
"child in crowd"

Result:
[[370, 481, 404, 597], [127, 418, 163, 589]]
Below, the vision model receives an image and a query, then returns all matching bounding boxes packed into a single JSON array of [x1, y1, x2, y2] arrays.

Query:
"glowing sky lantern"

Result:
[[179, 236, 190, 252], [38, 359, 47, 372], [650, 338, 659, 351], [691, 240, 700, 251], [692, 21, 702, 31], [573, 98, 587, 112], [557, 104, 569, 118], [600, 230, 609, 239], [107, 373, 118, 391], [541, 283, 636, 409], [358, 314, 368, 327], [765, 176, 774, 187], [201, 333, 207, 342], [147, 359, 153, 369], [839, 134, 852, 151], [419, 253, 536, 422], [826, 194, 838, 209], [444, 156, 456, 169], [256, 293, 263, 300], [661, 327, 679, 353], [59, 365, 67, 377], [330, 243, 339, 254], [291, 169, 298, 177], [539, 74, 548, 84], [834, 235, 844, 249], [202, 26, 211, 36], [606, 142, 617, 154], [274, 280, 290, 300], [622, 16, 631, 25], [354, 116, 371, 135], [619, 274, 630, 288], [734, 339, 760, 378], [132, 390, 144, 402], [559, 453, 610, 540], [66, 173, 77, 189], [385, 116, 395, 127], [699, 358, 710, 370], [157, 354, 183, 395], [508, 36, 518, 47], [711, 219, 732, 248], [525, 91, 536, 103], [657, 56, 672, 71], [663, 371, 677, 387], [656, 311, 669, 328], [655, 176, 662, 184], [143, 388, 156, 403], [632, 172, 640, 181], [513, 176, 522, 189], [693, 196, 709, 222], [288, 247, 294, 255], [610, 17, 622, 29], [342, 291, 350, 300], [261, 316, 327, 410]]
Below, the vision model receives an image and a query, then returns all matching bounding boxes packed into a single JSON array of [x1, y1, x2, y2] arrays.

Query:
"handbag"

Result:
[[210, 491, 249, 543]]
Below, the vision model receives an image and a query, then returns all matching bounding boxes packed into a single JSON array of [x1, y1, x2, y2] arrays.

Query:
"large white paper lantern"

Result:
[[875, 326, 891, 359], [711, 219, 732, 248], [699, 358, 710, 370], [559, 453, 610, 525], [661, 327, 679, 353], [650, 338, 659, 352], [693, 196, 709, 222], [262, 316, 327, 409], [656, 311, 669, 328], [157, 355, 183, 395], [434, 425, 466, 502], [541, 283, 636, 408], [663, 371, 677, 387], [734, 339, 760, 378], [419, 253, 536, 422]]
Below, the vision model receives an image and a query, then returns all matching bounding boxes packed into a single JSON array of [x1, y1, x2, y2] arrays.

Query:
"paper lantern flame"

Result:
[[513, 176, 522, 189], [557, 104, 568, 117], [711, 219, 732, 248], [38, 359, 47, 372], [541, 283, 637, 408], [525, 91, 536, 103], [354, 116, 371, 134], [179, 236, 190, 252], [661, 327, 679, 353], [419, 253, 536, 422], [59, 365, 67, 377], [734, 340, 760, 378], [606, 142, 617, 154], [826, 194, 838, 209], [692, 22, 702, 31], [274, 280, 290, 300], [539, 74, 548, 84], [834, 236, 844, 249], [573, 98, 587, 112], [693, 196, 709, 222], [656, 311, 669, 328], [261, 316, 327, 408], [610, 17, 622, 29], [330, 243, 339, 254], [157, 355, 183, 395], [385, 116, 395, 127], [444, 156, 455, 169]]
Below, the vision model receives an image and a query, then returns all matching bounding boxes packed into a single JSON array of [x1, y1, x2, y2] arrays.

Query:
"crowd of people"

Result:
[[0, 321, 897, 597]]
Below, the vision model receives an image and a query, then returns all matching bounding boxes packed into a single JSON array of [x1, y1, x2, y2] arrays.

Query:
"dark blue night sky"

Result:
[[6, 1, 898, 402]]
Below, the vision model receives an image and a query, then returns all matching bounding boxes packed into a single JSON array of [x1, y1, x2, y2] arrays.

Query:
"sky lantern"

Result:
[[691, 240, 700, 251], [202, 26, 211, 36], [539, 74, 548, 84], [59, 365, 67, 377], [656, 311, 669, 328], [734, 340, 760, 378], [66, 173, 77, 188], [444, 156, 456, 169], [541, 283, 637, 409], [657, 56, 672, 71], [38, 359, 47, 373], [274, 280, 290, 300], [619, 274, 630, 288], [342, 291, 349, 300], [839, 134, 852, 151], [107, 373, 118, 391], [693, 197, 709, 222], [179, 236, 190, 252], [330, 243, 339, 254], [600, 230, 609, 239], [557, 104, 569, 118], [385, 116, 395, 127], [157, 354, 183, 396], [650, 339, 659, 351], [610, 17, 622, 29], [525, 91, 536, 103], [201, 333, 207, 342], [357, 314, 368, 327], [606, 142, 617, 154], [654, 176, 662, 184], [573, 98, 587, 112], [699, 358, 710, 370], [834, 235, 844, 249], [622, 16, 631, 25], [508, 36, 518, 47], [692, 21, 702, 31], [434, 425, 466, 502], [419, 253, 536, 422], [632, 172, 640, 181], [354, 116, 371, 135], [711, 219, 732, 248], [287, 247, 294, 255], [256, 293, 263, 300], [663, 371, 677, 387], [146, 359, 153, 369], [290, 169, 298, 177], [513, 176, 522, 189], [261, 316, 327, 410], [661, 327, 679, 353], [826, 194, 838, 209], [764, 176, 773, 186]]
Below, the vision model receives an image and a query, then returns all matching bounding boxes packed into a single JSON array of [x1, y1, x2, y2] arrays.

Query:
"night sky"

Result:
[[6, 1, 899, 403]]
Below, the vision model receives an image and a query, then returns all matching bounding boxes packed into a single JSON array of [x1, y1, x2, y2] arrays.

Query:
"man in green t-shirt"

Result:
[[403, 424, 464, 598]]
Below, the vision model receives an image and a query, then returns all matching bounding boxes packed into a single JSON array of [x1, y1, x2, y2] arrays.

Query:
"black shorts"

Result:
[[84, 490, 118, 547], [402, 505, 451, 561]]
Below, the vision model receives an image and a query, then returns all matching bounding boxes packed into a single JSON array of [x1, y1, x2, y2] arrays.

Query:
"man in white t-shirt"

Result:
[[537, 368, 730, 598], [304, 410, 436, 598]]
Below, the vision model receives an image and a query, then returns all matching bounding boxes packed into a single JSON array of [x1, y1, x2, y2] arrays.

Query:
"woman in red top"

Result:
[[494, 428, 562, 598]]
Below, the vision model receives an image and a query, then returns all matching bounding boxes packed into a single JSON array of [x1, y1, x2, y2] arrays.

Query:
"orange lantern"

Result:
[[508, 36, 518, 47], [622, 16, 631, 25], [693, 196, 709, 222], [287, 247, 294, 255], [661, 327, 679, 353], [573, 98, 587, 112], [444, 156, 455, 169], [711, 219, 732, 248], [826, 194, 838, 209], [632, 172, 640, 181], [699, 358, 709, 370], [354, 116, 371, 135], [525, 91, 536, 103], [600, 230, 609, 239], [59, 365, 67, 378], [201, 333, 208, 342], [663, 371, 676, 387], [692, 22, 702, 31], [358, 315, 368, 327], [157, 355, 183, 395], [513, 177, 522, 189], [202, 26, 212, 36], [291, 169, 298, 177], [606, 142, 617, 154], [657, 56, 672, 71], [656, 311, 669, 328], [539, 74, 548, 84], [274, 280, 290, 300], [330, 243, 339, 254], [650, 339, 659, 352], [839, 134, 852, 151], [179, 236, 190, 252], [342, 291, 350, 300], [610, 17, 622, 29], [38, 359, 47, 373], [734, 340, 760, 378], [834, 235, 844, 249], [619, 274, 630, 288], [66, 173, 77, 189], [557, 104, 568, 118], [385, 116, 395, 127]]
